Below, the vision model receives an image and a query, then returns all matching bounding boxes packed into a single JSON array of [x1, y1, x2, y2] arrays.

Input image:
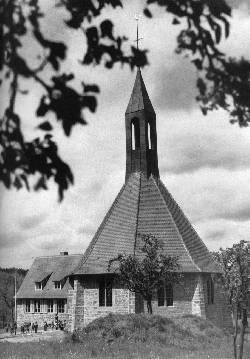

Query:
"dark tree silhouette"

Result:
[[1, 0, 249, 199]]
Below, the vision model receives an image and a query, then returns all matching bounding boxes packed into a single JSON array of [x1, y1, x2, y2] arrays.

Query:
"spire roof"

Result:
[[75, 173, 219, 275], [126, 68, 155, 114]]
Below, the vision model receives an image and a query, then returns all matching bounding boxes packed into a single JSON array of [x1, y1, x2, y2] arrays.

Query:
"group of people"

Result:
[[4, 315, 67, 335], [20, 321, 38, 334], [5, 321, 17, 335]]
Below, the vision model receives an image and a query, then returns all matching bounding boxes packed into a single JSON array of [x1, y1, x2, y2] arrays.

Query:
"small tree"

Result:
[[213, 241, 250, 359], [108, 234, 180, 314]]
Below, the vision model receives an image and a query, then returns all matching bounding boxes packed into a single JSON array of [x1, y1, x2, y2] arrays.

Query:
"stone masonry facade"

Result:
[[17, 273, 231, 331], [67, 273, 231, 331], [17, 299, 68, 327]]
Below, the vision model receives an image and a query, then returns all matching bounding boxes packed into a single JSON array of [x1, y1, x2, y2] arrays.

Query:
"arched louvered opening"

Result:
[[147, 122, 151, 149], [131, 118, 140, 150]]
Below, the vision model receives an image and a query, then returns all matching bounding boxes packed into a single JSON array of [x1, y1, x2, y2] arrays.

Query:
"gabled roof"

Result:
[[17, 254, 82, 299], [126, 68, 155, 115], [75, 173, 219, 275]]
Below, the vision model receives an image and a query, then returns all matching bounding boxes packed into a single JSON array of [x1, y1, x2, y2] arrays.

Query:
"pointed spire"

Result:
[[126, 68, 155, 115]]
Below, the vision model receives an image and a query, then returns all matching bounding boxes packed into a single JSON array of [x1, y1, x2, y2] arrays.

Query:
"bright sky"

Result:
[[1, 0, 250, 268]]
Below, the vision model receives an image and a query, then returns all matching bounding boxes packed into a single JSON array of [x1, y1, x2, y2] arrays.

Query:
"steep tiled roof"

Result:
[[75, 173, 219, 275], [17, 254, 82, 299], [126, 68, 155, 114]]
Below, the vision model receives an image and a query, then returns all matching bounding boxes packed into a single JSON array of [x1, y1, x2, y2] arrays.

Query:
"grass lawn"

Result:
[[1, 314, 250, 359]]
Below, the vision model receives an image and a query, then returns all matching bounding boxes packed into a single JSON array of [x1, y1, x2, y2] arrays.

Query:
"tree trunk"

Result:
[[238, 308, 248, 359], [146, 300, 153, 314], [232, 306, 238, 359]]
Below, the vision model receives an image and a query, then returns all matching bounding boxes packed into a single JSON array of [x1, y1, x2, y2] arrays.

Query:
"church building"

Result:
[[16, 69, 231, 331]]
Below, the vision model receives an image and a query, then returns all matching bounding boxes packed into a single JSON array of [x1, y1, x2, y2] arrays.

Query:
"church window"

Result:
[[25, 300, 31, 313], [157, 284, 165, 306], [34, 300, 40, 313], [207, 278, 214, 304], [99, 278, 113, 307], [35, 282, 43, 290], [147, 122, 151, 149], [57, 299, 66, 313], [47, 300, 53, 313], [131, 118, 140, 150], [166, 283, 173, 306], [157, 283, 173, 307]]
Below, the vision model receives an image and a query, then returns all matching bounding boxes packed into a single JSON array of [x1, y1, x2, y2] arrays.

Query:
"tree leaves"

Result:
[[38, 121, 53, 131], [108, 234, 180, 313], [1, 0, 250, 200]]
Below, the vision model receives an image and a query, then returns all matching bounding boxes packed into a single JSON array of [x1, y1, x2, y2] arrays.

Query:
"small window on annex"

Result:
[[54, 281, 62, 289], [25, 300, 31, 313], [47, 300, 53, 313], [34, 300, 41, 313], [57, 299, 66, 313], [131, 118, 140, 150], [35, 282, 43, 290], [99, 277, 113, 307], [207, 278, 214, 305]]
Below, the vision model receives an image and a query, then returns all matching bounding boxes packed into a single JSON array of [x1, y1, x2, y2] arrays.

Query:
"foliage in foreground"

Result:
[[213, 240, 250, 359], [108, 234, 180, 314], [1, 314, 250, 359], [0, 267, 27, 328], [2, 0, 250, 200]]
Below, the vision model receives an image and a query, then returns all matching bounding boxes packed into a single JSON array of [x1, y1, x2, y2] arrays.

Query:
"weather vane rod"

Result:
[[134, 14, 143, 50]]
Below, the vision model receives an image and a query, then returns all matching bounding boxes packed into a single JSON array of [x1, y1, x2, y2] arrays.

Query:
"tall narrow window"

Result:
[[131, 118, 140, 150], [47, 300, 53, 313], [147, 122, 151, 149], [157, 283, 165, 306], [57, 299, 66, 313], [106, 279, 113, 307], [25, 300, 31, 313], [207, 278, 214, 304], [166, 283, 173, 306], [99, 277, 113, 307], [99, 279, 105, 307], [34, 300, 40, 313]]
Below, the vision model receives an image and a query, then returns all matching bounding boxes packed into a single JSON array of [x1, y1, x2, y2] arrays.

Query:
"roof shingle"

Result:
[[17, 254, 82, 299], [75, 173, 219, 275]]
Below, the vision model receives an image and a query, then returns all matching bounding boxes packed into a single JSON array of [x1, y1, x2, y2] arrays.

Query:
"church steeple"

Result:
[[125, 68, 159, 181]]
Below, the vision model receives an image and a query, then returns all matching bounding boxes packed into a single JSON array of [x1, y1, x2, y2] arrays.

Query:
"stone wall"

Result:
[[17, 299, 68, 328], [137, 273, 200, 317], [74, 276, 135, 329], [202, 274, 232, 330]]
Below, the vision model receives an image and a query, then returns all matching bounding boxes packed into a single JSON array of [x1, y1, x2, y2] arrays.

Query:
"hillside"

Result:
[[0, 267, 27, 327], [1, 313, 249, 358]]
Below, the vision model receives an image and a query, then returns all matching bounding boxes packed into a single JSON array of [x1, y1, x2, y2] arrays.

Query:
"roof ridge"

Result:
[[157, 179, 218, 272], [35, 253, 82, 259], [133, 172, 142, 254], [152, 177, 201, 272]]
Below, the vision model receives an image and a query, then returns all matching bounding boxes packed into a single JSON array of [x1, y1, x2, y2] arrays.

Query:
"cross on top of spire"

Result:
[[134, 14, 143, 50]]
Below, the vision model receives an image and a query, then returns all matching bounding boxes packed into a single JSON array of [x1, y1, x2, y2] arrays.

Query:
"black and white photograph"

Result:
[[0, 1, 250, 358]]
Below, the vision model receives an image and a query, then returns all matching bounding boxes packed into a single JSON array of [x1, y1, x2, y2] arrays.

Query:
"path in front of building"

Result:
[[0, 330, 66, 343]]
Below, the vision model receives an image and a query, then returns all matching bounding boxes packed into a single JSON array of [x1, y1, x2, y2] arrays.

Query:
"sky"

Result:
[[1, 0, 250, 268]]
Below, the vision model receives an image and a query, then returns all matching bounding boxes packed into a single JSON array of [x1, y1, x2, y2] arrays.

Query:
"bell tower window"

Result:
[[147, 122, 151, 149], [131, 118, 140, 150]]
